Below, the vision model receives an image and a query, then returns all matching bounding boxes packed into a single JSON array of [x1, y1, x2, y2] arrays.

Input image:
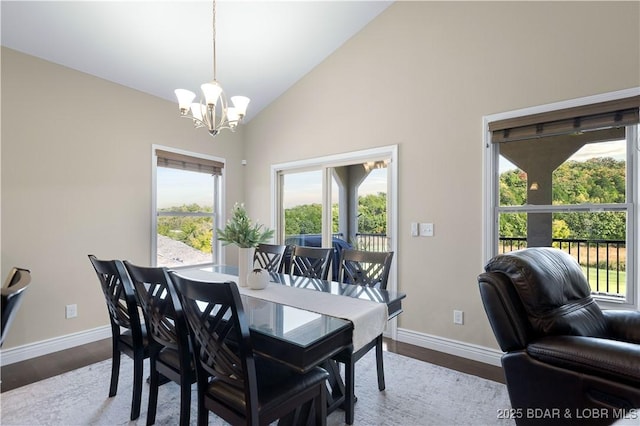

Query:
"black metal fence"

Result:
[[499, 237, 626, 296], [354, 233, 389, 252]]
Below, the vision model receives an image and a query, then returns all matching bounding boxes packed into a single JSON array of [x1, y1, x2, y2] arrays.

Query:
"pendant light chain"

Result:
[[212, 0, 217, 81]]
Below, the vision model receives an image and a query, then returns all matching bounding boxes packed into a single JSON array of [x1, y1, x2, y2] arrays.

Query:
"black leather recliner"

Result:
[[478, 247, 640, 425]]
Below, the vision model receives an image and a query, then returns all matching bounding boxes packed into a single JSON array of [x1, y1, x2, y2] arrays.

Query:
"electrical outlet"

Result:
[[453, 310, 464, 325], [65, 304, 77, 319]]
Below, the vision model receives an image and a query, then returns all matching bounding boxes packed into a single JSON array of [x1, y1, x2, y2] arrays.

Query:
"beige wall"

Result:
[[1, 47, 245, 348], [1, 1, 639, 357], [243, 2, 640, 349]]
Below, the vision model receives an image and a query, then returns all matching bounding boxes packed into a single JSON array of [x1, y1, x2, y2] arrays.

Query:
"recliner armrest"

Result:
[[528, 335, 640, 388], [603, 310, 640, 344]]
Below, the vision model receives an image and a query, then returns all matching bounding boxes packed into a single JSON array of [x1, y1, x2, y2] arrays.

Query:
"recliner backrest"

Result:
[[483, 247, 608, 338], [478, 271, 533, 351]]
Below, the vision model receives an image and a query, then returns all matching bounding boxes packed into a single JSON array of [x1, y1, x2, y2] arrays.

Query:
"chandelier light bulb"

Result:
[[174, 0, 250, 137]]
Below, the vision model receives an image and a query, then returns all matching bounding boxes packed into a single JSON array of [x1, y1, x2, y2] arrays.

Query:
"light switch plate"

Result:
[[410, 222, 419, 237], [419, 222, 434, 237]]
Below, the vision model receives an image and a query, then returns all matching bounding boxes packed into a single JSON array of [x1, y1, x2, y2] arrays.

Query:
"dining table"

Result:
[[176, 264, 406, 425]]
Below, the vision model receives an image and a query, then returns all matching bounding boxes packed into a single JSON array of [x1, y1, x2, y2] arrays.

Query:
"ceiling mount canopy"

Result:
[[174, 0, 250, 137]]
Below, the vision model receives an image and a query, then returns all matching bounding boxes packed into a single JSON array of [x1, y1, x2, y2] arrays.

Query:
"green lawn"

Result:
[[583, 266, 626, 295]]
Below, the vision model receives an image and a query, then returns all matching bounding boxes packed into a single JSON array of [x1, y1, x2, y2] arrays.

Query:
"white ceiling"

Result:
[[1, 1, 392, 120]]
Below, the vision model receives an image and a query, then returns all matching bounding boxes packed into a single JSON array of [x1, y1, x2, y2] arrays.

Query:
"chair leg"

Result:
[[131, 353, 144, 420], [375, 337, 385, 391], [344, 358, 355, 425], [197, 386, 208, 426], [316, 382, 327, 426], [146, 360, 159, 426], [109, 344, 120, 397], [179, 381, 191, 426]]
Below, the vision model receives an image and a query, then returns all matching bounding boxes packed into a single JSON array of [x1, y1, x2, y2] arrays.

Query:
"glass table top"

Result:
[[206, 264, 405, 306], [240, 293, 351, 348]]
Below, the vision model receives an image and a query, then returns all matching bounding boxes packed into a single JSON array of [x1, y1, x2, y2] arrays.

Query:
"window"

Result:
[[152, 146, 224, 267], [271, 145, 398, 286], [484, 91, 639, 308]]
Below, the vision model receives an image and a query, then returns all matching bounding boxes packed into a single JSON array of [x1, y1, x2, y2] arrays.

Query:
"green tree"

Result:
[[499, 213, 526, 237], [283, 193, 388, 237], [284, 203, 322, 235], [358, 192, 387, 234], [500, 157, 626, 240], [157, 204, 213, 253]]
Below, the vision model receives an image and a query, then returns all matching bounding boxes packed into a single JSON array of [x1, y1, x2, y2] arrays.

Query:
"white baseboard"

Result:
[[0, 326, 111, 367], [0, 325, 503, 368], [396, 327, 503, 367]]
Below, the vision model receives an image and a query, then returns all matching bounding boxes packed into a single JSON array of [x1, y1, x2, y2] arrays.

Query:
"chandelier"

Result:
[[174, 0, 250, 137]]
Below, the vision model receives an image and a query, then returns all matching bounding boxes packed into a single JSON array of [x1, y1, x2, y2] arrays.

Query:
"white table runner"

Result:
[[177, 268, 388, 352]]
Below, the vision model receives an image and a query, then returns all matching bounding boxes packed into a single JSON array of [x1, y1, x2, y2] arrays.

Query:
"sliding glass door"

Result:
[[272, 146, 397, 286]]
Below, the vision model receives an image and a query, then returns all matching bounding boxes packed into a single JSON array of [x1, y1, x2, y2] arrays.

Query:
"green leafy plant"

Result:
[[217, 203, 274, 248]]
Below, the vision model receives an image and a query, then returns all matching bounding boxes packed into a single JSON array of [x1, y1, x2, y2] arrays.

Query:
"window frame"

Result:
[[270, 145, 399, 337], [151, 144, 225, 268], [483, 88, 640, 310]]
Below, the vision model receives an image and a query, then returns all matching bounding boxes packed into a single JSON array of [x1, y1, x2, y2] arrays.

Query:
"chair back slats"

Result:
[[253, 243, 286, 273], [89, 256, 140, 332], [338, 249, 394, 289], [290, 246, 333, 280], [169, 272, 260, 416], [124, 262, 181, 350]]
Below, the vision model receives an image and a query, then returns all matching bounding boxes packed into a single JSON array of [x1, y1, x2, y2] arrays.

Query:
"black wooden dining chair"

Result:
[[253, 243, 286, 273], [124, 261, 195, 426], [1, 267, 31, 347], [290, 246, 333, 280], [88, 255, 150, 421], [335, 249, 394, 391], [168, 271, 329, 426]]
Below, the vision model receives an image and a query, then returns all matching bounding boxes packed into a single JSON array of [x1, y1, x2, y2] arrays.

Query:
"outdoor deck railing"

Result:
[[354, 233, 389, 252], [499, 237, 626, 296], [337, 233, 625, 296]]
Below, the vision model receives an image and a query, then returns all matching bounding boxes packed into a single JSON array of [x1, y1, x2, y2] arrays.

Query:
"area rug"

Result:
[[0, 350, 513, 425]]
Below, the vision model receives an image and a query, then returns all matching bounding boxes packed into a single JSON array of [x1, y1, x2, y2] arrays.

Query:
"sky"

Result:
[[157, 166, 387, 209], [157, 168, 214, 209], [499, 139, 627, 173], [282, 167, 387, 208]]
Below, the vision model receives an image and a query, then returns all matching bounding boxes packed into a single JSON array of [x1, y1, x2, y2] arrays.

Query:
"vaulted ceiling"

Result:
[[1, 1, 393, 120]]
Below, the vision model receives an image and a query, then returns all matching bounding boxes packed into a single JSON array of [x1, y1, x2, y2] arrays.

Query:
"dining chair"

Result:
[[253, 243, 286, 273], [335, 249, 394, 392], [1, 267, 31, 347], [168, 271, 329, 426], [88, 255, 149, 421], [290, 246, 333, 280], [123, 261, 195, 426]]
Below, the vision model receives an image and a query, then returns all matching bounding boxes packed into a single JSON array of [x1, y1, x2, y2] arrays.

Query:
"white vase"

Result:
[[247, 268, 270, 290], [237, 247, 255, 287]]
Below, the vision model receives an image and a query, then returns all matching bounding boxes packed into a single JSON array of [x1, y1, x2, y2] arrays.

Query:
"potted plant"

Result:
[[217, 203, 274, 286]]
